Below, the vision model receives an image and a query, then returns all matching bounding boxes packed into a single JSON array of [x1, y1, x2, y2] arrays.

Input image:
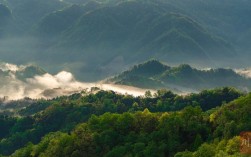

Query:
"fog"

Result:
[[235, 68, 251, 79], [0, 62, 154, 100]]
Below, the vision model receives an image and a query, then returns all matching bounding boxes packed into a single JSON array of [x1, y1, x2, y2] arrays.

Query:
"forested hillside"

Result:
[[0, 1, 251, 156], [0, 88, 243, 156], [110, 60, 251, 92], [0, 87, 249, 157]]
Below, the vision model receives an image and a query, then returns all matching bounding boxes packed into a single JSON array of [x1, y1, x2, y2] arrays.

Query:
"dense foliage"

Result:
[[0, 1, 251, 156], [7, 91, 251, 156], [0, 87, 244, 156]]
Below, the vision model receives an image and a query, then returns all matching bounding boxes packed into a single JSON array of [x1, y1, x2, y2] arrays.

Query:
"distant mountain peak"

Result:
[[123, 59, 170, 77], [109, 60, 251, 92], [176, 64, 193, 72]]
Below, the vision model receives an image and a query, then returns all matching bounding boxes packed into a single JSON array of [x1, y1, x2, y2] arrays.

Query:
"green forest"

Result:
[[0, 87, 250, 157], [0, 0, 251, 156]]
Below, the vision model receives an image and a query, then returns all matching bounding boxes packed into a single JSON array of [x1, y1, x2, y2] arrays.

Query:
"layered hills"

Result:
[[0, 0, 250, 80], [0, 1, 250, 157], [41, 1, 234, 66], [109, 60, 251, 92]]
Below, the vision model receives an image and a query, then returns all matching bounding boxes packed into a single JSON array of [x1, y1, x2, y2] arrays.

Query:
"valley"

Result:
[[0, 0, 251, 156]]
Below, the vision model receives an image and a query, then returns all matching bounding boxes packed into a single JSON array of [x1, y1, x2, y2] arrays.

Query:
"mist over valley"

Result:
[[1, 1, 251, 157], [0, 0, 251, 81]]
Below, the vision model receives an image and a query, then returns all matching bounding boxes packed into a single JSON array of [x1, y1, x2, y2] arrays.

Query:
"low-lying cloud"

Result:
[[235, 68, 251, 78], [0, 63, 153, 100]]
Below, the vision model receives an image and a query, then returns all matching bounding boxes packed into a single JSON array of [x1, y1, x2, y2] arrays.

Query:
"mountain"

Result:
[[108, 60, 169, 89], [0, 63, 46, 81], [165, 0, 251, 43], [15, 65, 46, 80], [0, 0, 250, 81], [51, 1, 233, 63], [25, 0, 234, 81], [3, 0, 68, 34], [33, 2, 101, 38], [159, 64, 249, 90], [87, 0, 251, 45], [0, 63, 91, 100], [109, 60, 251, 92], [0, 1, 251, 157]]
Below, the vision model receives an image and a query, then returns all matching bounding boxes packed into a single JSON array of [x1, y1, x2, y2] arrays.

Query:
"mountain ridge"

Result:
[[108, 60, 251, 92], [0, 0, 250, 81]]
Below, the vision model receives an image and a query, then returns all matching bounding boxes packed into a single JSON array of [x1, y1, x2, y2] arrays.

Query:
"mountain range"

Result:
[[0, 0, 251, 81], [0, 62, 153, 100], [0, 60, 250, 99], [108, 60, 251, 93], [0, 1, 251, 157]]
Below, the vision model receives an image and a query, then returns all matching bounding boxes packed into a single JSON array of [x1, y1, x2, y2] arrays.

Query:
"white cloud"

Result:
[[55, 71, 74, 83], [0, 63, 20, 71], [235, 68, 251, 78], [0, 63, 152, 100]]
